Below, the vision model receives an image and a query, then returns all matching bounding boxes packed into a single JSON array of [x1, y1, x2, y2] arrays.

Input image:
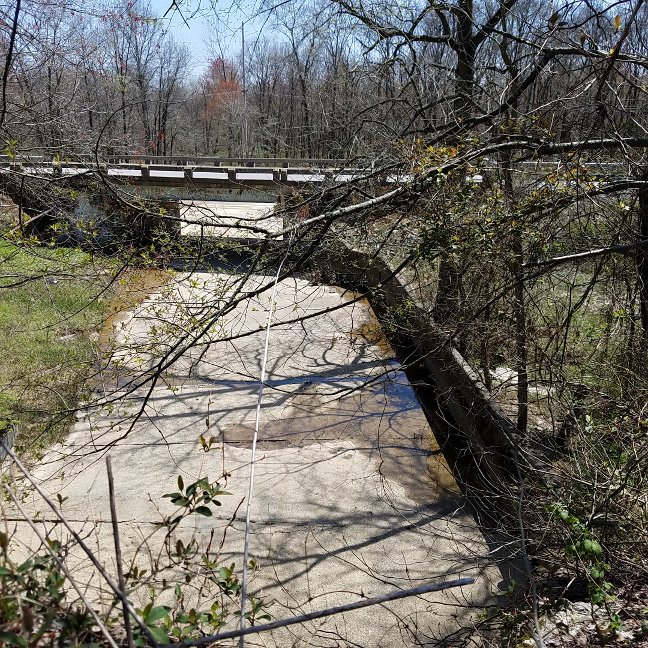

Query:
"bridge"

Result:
[[1, 156, 404, 241], [2, 154, 631, 243], [3, 155, 627, 194], [0, 156, 397, 189]]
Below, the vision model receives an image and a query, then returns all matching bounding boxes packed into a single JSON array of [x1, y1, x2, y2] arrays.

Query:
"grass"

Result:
[[0, 239, 119, 456]]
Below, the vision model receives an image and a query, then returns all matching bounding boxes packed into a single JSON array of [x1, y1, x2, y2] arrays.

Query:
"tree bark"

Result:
[[452, 0, 475, 122], [638, 176, 648, 337]]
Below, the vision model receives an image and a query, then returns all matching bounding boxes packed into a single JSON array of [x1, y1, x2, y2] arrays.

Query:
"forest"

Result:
[[0, 0, 648, 646]]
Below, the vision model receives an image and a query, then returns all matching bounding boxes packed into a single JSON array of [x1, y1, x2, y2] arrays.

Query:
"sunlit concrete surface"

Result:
[[192, 169, 229, 180], [287, 173, 324, 182], [106, 167, 142, 177], [236, 171, 274, 181], [179, 200, 283, 239], [62, 167, 90, 175], [386, 173, 414, 183], [24, 166, 54, 174], [10, 273, 500, 647], [149, 168, 184, 178]]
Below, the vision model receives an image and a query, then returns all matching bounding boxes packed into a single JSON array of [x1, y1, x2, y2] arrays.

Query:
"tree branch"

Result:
[[523, 239, 648, 269], [0, 0, 21, 131]]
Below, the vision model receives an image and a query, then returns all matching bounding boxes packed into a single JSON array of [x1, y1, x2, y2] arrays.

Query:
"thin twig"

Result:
[[0, 441, 158, 647], [106, 455, 134, 648], [175, 577, 475, 647], [523, 239, 648, 269], [513, 443, 547, 648], [239, 226, 296, 646], [4, 484, 120, 648]]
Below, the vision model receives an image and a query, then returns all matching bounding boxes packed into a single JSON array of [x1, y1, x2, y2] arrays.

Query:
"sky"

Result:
[[148, 0, 272, 75]]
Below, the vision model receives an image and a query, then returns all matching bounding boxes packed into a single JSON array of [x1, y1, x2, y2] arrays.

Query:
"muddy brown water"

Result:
[[98, 268, 172, 352], [351, 309, 395, 355]]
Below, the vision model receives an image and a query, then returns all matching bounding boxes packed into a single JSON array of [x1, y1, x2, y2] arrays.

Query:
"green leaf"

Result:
[[177, 475, 184, 491], [589, 540, 603, 555], [195, 506, 213, 517], [146, 606, 170, 623], [146, 625, 170, 644], [0, 632, 28, 647], [17, 559, 33, 573]]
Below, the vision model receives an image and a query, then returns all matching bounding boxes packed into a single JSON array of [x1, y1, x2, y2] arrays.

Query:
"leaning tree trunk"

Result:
[[433, 0, 475, 330], [638, 177, 648, 338]]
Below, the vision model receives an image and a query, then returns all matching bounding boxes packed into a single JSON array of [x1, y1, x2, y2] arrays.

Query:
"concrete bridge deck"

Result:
[[0, 156, 411, 188]]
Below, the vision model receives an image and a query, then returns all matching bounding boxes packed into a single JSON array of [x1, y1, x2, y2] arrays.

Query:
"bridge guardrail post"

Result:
[[228, 168, 236, 182], [141, 165, 150, 181]]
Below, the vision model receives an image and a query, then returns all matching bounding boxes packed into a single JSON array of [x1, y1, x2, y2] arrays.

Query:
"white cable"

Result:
[[239, 232, 295, 645]]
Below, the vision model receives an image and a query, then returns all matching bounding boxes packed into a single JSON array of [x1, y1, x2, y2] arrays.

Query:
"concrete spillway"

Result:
[[179, 200, 283, 239], [13, 272, 499, 646]]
